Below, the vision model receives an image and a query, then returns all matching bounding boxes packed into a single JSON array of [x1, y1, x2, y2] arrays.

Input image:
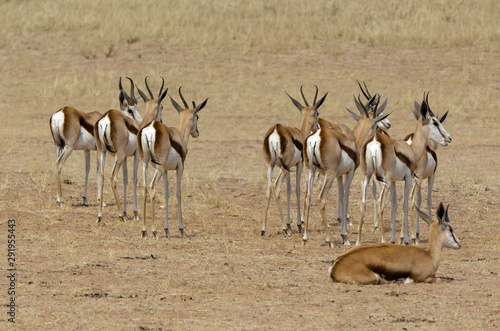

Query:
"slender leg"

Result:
[[377, 181, 389, 244], [295, 161, 303, 233], [318, 173, 335, 248], [176, 164, 185, 238], [96, 149, 107, 223], [82, 150, 91, 206], [55, 144, 75, 205], [372, 178, 378, 228], [357, 176, 371, 246], [390, 184, 398, 244], [284, 171, 292, 235], [302, 165, 316, 245], [162, 169, 170, 237], [150, 168, 163, 237], [141, 155, 151, 237], [341, 170, 354, 245], [401, 175, 412, 245], [132, 152, 140, 220], [262, 163, 276, 235], [96, 148, 102, 203], [121, 157, 129, 219], [110, 154, 125, 221]]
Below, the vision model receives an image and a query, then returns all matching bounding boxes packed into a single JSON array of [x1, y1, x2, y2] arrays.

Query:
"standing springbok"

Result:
[[357, 93, 451, 245], [49, 77, 138, 206], [138, 87, 208, 238], [262, 86, 327, 236], [405, 100, 449, 243], [329, 202, 461, 284], [95, 77, 167, 223], [302, 94, 390, 246]]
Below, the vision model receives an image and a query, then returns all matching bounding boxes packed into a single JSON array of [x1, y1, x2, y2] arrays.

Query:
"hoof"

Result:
[[180, 228, 187, 238], [297, 224, 303, 234], [141, 230, 147, 238], [118, 215, 126, 222], [355, 239, 361, 246], [341, 235, 351, 246], [326, 240, 333, 248], [81, 199, 89, 207], [261, 229, 265, 236], [302, 238, 307, 246], [152, 230, 157, 238], [164, 229, 170, 238], [133, 211, 140, 221]]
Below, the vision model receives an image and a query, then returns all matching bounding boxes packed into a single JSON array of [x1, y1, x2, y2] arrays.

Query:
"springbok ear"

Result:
[[157, 88, 168, 105], [313, 92, 328, 111], [439, 110, 449, 123], [169, 96, 183, 114], [286, 91, 304, 112], [415, 206, 433, 226], [194, 97, 209, 114], [371, 112, 392, 129], [375, 97, 388, 117], [344, 106, 361, 123], [136, 86, 149, 104], [119, 90, 126, 110]]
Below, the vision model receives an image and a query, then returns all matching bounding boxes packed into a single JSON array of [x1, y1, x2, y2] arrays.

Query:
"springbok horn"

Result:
[[145, 76, 154, 100], [300, 85, 309, 106], [179, 86, 189, 109], [313, 85, 319, 106]]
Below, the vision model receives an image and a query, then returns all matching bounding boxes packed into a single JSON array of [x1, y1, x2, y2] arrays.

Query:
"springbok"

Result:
[[95, 76, 167, 223], [262, 86, 327, 236], [138, 87, 208, 238], [405, 100, 449, 243], [302, 94, 390, 246], [357, 92, 451, 245], [49, 77, 138, 206], [329, 202, 461, 284]]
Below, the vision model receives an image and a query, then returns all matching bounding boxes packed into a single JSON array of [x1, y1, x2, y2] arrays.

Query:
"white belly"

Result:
[[392, 158, 410, 181], [422, 153, 436, 178], [125, 131, 138, 157], [165, 148, 182, 170], [75, 128, 96, 150], [336, 151, 355, 176]]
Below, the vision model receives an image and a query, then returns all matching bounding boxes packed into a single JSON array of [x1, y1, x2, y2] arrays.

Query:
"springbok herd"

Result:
[[50, 78, 461, 285]]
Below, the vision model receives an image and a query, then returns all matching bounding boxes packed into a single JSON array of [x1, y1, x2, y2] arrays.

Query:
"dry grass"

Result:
[[1, 0, 500, 329]]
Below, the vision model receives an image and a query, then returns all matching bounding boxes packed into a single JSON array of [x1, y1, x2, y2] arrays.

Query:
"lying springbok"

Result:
[[357, 93, 451, 245], [302, 95, 390, 246], [138, 87, 208, 238], [95, 77, 167, 223], [49, 77, 138, 206], [329, 202, 461, 284], [405, 100, 449, 243], [262, 86, 327, 236]]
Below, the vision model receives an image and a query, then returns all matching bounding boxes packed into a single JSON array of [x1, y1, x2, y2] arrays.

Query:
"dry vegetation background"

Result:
[[1, 0, 500, 329]]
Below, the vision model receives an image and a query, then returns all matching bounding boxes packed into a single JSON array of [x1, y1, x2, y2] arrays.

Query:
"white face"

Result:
[[377, 117, 391, 130], [444, 224, 461, 249], [191, 114, 200, 138], [427, 116, 452, 146]]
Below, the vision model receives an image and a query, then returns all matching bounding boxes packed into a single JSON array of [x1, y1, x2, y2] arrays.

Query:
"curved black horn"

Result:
[[158, 76, 165, 99], [179, 86, 189, 109], [145, 76, 154, 99], [126, 77, 136, 102], [313, 85, 319, 106], [357, 80, 372, 100], [300, 85, 309, 106]]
